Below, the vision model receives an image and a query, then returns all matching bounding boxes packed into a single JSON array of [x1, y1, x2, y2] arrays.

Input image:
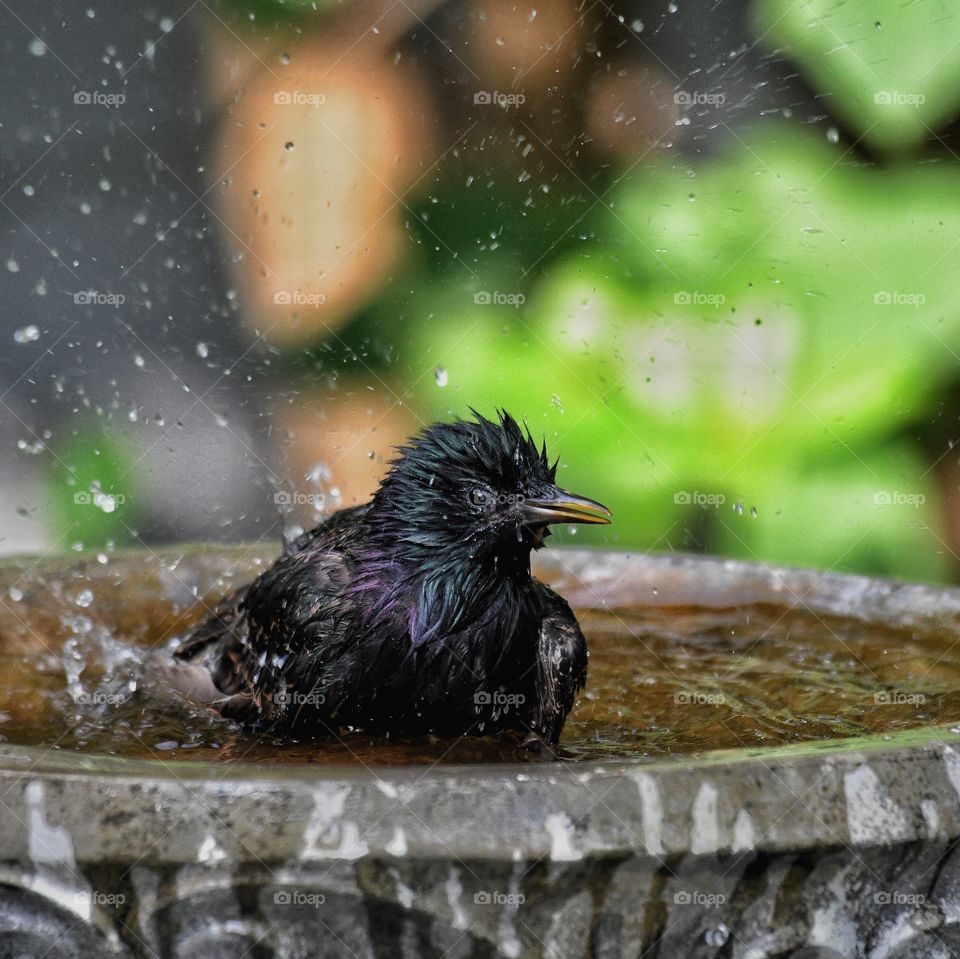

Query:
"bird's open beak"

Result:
[[521, 488, 612, 526]]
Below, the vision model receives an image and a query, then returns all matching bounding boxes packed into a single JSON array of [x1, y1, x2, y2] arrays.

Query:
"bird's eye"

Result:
[[469, 489, 490, 508]]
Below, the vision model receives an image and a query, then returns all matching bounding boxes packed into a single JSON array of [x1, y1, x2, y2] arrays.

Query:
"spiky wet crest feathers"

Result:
[[381, 408, 556, 494], [367, 409, 557, 556]]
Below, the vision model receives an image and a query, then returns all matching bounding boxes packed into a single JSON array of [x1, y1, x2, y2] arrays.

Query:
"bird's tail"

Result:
[[174, 583, 250, 663]]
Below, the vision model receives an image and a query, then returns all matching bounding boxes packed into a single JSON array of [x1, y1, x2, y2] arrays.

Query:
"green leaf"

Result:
[[754, 0, 960, 152], [48, 429, 139, 550]]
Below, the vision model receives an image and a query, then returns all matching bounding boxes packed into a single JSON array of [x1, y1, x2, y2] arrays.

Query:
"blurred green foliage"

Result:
[[754, 0, 960, 153], [403, 127, 960, 581], [49, 428, 139, 550], [54, 1, 960, 582]]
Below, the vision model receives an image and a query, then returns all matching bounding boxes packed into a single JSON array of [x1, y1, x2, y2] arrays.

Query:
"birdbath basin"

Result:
[[2, 545, 960, 957]]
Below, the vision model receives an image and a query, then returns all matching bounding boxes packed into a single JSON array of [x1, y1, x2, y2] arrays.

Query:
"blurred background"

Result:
[[2, 0, 960, 582]]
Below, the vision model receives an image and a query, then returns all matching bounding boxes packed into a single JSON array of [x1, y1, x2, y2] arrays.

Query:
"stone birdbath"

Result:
[[1, 545, 959, 957]]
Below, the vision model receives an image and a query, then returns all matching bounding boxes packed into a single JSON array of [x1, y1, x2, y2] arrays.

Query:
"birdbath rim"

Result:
[[3, 544, 960, 862]]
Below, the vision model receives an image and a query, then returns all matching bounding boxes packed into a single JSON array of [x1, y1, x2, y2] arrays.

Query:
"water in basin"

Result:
[[1, 556, 957, 765]]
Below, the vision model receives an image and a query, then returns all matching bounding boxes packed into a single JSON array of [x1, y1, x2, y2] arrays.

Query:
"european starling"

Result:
[[171, 410, 611, 745]]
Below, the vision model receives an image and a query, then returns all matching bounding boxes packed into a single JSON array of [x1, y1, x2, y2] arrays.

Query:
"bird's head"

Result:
[[369, 410, 611, 568]]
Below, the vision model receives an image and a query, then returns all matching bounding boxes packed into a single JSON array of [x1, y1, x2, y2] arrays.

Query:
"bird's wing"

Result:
[[234, 544, 358, 723], [174, 505, 366, 663], [532, 580, 588, 744], [173, 504, 369, 722]]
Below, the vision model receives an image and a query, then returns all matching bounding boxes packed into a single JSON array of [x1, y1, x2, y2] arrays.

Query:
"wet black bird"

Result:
[[171, 410, 611, 745]]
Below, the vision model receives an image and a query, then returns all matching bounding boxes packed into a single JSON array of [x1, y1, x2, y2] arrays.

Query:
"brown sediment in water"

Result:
[[1, 567, 957, 766]]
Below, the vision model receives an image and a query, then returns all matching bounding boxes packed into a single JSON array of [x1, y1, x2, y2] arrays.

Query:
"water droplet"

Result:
[[196, 341, 209, 359], [29, 37, 46, 57], [14, 325, 39, 343], [75, 589, 93, 608], [6, 258, 20, 274], [23, 185, 34, 197], [17, 438, 44, 454], [495, 35, 505, 46], [367, 451, 375, 459], [732, 502, 744, 515], [133, 354, 145, 368], [909, 902, 943, 931], [159, 16, 174, 32], [750, 507, 758, 518], [826, 126, 840, 144], [667, 1, 678, 11], [630, 17, 644, 31], [67, 615, 93, 634], [8, 587, 23, 602], [284, 141, 294, 152], [280, 51, 290, 64], [99, 178, 111, 191], [434, 367, 448, 387], [704, 924, 729, 947], [95, 495, 118, 514]]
